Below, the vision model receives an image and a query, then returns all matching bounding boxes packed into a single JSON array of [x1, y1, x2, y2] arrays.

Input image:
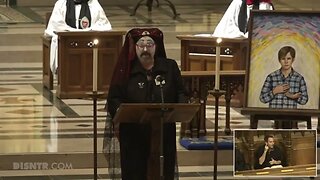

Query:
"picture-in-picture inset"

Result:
[[234, 129, 317, 177]]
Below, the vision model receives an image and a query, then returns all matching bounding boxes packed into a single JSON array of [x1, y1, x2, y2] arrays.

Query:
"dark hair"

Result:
[[264, 134, 274, 142], [278, 46, 296, 60]]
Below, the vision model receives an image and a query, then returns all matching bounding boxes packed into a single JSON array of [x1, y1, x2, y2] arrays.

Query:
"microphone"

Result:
[[155, 75, 165, 86]]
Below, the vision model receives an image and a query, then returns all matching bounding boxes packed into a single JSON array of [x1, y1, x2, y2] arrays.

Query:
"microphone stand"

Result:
[[158, 78, 165, 180]]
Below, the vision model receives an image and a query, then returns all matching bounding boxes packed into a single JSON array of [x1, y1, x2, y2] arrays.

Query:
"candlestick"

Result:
[[92, 39, 99, 92], [215, 37, 222, 90]]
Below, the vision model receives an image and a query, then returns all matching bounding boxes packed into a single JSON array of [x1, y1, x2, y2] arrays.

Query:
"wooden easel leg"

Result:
[[292, 121, 298, 129], [317, 117, 320, 133], [250, 115, 257, 129], [274, 120, 280, 129], [281, 120, 293, 129], [307, 117, 312, 129]]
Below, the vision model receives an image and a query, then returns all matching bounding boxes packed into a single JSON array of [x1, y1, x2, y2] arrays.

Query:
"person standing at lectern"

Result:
[[213, 0, 274, 38], [44, 0, 112, 73], [107, 28, 187, 180]]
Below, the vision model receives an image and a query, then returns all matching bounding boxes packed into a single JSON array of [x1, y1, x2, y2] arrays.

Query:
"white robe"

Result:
[[213, 0, 273, 38], [44, 0, 112, 73]]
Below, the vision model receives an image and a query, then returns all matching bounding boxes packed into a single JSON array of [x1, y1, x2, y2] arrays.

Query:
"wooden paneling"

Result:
[[176, 35, 248, 71], [43, 31, 126, 99], [291, 135, 316, 165]]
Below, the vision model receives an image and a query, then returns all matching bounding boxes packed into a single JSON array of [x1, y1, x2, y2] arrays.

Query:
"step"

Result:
[[0, 33, 43, 46], [0, 45, 41, 62], [0, 27, 193, 46], [0, 149, 232, 170], [0, 166, 220, 179], [0, 47, 180, 64], [0, 45, 180, 63], [0, 27, 44, 46]]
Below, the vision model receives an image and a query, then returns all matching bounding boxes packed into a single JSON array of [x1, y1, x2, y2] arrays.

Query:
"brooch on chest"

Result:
[[138, 82, 145, 89]]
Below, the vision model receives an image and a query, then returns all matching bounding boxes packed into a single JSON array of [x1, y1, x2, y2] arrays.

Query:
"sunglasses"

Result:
[[136, 43, 155, 49]]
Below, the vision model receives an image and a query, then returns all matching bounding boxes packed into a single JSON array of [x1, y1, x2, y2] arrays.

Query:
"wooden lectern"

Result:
[[113, 103, 200, 180], [42, 31, 126, 99]]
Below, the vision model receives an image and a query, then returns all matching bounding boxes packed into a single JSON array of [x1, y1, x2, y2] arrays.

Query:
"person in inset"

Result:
[[254, 134, 284, 169], [260, 46, 308, 108], [213, 0, 274, 38], [44, 0, 112, 73], [107, 28, 187, 180]]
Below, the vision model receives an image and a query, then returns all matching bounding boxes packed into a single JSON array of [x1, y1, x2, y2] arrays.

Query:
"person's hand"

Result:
[[272, 84, 289, 95], [285, 92, 301, 99], [269, 158, 276, 165], [264, 145, 269, 152]]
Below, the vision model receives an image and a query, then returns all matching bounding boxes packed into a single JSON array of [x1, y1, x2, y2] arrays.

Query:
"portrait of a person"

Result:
[[259, 46, 308, 108], [254, 135, 285, 169]]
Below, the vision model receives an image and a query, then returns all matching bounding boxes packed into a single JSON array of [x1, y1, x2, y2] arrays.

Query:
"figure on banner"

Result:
[[213, 0, 274, 38], [107, 28, 187, 179], [44, 0, 112, 73]]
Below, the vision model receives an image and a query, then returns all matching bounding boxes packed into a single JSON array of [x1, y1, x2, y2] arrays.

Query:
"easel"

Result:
[[113, 103, 199, 180], [241, 108, 320, 130], [130, 0, 179, 19]]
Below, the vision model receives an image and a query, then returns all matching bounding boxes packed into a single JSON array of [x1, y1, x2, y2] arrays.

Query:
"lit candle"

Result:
[[92, 39, 99, 92], [215, 38, 222, 90]]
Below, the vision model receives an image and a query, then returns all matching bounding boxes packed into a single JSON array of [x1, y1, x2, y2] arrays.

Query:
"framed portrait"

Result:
[[245, 11, 320, 111]]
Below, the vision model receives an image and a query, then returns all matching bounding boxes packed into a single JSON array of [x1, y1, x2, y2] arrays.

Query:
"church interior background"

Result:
[[0, 0, 319, 179]]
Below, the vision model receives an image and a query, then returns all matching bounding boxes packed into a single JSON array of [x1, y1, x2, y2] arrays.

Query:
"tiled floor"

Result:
[[0, 1, 320, 179]]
